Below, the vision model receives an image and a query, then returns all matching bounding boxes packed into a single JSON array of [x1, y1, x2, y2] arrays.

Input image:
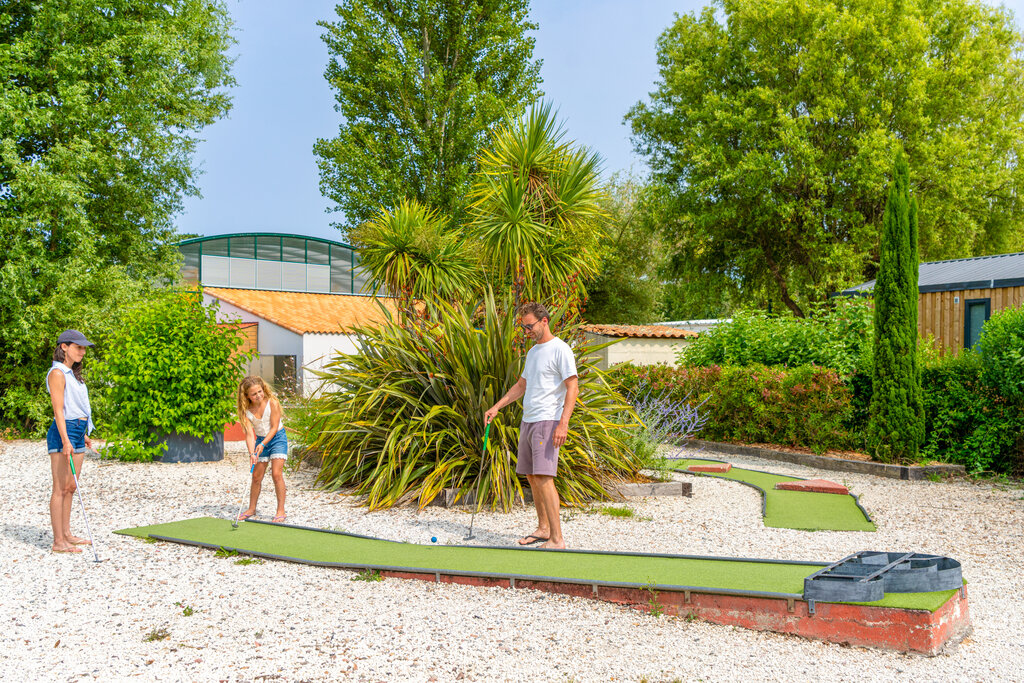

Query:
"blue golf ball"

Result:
[[431, 536, 437, 543]]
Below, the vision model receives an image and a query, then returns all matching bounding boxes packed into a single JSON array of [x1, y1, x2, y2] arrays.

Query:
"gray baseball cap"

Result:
[[57, 329, 95, 347]]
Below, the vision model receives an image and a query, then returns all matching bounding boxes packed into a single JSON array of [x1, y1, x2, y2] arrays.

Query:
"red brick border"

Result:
[[375, 569, 970, 655]]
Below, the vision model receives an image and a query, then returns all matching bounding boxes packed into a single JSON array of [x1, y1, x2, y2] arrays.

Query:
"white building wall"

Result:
[[585, 334, 694, 369], [302, 333, 359, 396]]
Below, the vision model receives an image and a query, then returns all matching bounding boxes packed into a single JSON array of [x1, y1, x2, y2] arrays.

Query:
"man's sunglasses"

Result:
[[520, 320, 539, 332]]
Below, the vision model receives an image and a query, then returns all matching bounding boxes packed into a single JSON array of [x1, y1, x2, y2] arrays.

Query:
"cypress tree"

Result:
[[869, 154, 923, 462]]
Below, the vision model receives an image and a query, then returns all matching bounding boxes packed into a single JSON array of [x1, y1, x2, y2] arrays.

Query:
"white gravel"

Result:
[[1, 439, 1022, 682]]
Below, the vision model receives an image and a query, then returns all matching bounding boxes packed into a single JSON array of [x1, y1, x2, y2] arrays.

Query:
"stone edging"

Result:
[[686, 439, 965, 481], [431, 481, 692, 507]]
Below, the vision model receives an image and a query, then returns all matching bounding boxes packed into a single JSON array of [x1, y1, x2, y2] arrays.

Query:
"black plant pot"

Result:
[[153, 430, 224, 463]]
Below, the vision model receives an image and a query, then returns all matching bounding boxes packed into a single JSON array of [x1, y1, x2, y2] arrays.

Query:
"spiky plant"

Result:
[[350, 198, 480, 315], [299, 291, 644, 510], [468, 101, 606, 308]]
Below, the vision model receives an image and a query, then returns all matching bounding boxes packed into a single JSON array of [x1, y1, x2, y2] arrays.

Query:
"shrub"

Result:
[[610, 363, 855, 454], [921, 350, 1024, 473], [678, 298, 872, 375], [978, 305, 1024, 404], [301, 293, 645, 510], [91, 290, 254, 461]]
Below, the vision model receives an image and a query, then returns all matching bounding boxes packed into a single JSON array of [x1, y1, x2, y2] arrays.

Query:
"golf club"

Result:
[[465, 423, 490, 540], [232, 460, 256, 529], [68, 452, 104, 563]]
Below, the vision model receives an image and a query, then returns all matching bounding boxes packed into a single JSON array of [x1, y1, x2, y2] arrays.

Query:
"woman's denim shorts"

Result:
[[47, 418, 88, 454], [256, 429, 288, 461]]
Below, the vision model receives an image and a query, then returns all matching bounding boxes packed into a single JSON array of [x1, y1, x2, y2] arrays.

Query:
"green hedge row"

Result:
[[611, 358, 1024, 474], [611, 363, 856, 455]]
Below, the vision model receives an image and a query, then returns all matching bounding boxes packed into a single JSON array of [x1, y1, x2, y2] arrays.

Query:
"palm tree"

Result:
[[468, 101, 606, 313], [350, 199, 480, 318]]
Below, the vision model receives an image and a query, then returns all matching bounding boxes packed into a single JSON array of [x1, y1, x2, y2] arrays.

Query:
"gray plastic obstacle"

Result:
[[803, 551, 963, 605]]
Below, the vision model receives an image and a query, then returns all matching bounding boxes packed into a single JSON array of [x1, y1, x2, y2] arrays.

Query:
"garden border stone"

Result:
[[432, 481, 692, 508], [686, 439, 965, 481]]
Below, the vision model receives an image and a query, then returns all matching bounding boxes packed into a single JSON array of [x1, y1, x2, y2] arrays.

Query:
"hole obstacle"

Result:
[[117, 517, 970, 655]]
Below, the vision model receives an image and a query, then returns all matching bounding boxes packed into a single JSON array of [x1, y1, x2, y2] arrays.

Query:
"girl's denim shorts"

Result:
[[47, 418, 88, 454], [256, 429, 288, 461]]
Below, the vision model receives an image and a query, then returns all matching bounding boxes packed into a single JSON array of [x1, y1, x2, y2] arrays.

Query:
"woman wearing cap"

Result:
[[46, 329, 95, 554]]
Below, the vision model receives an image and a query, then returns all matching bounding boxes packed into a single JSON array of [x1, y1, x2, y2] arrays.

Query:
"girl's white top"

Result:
[[46, 362, 94, 434], [245, 402, 282, 438]]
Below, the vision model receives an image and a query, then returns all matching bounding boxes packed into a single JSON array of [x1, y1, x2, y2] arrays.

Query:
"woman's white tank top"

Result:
[[46, 362, 94, 433]]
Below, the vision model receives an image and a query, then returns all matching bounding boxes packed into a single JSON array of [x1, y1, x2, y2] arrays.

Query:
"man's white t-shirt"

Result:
[[521, 337, 578, 423]]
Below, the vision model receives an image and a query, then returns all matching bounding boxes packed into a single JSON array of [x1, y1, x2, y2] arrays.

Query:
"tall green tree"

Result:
[[315, 0, 542, 235], [869, 155, 923, 463], [586, 173, 666, 324], [627, 0, 1024, 316], [0, 0, 235, 433]]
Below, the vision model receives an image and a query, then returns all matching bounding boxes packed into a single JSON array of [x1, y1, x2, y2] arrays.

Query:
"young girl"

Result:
[[46, 329, 96, 553], [236, 376, 288, 522]]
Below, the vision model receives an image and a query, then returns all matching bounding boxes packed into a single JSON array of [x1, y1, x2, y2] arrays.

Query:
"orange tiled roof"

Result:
[[582, 323, 698, 339], [204, 288, 401, 335]]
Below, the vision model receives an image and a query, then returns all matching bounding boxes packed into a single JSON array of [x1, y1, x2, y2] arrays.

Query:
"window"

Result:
[[203, 238, 229, 258], [229, 236, 255, 259], [282, 237, 306, 263], [306, 240, 330, 266], [180, 243, 200, 284], [964, 298, 991, 349], [257, 236, 281, 261]]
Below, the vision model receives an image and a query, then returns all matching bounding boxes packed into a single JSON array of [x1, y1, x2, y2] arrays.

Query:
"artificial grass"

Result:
[[116, 517, 952, 611], [673, 459, 876, 532]]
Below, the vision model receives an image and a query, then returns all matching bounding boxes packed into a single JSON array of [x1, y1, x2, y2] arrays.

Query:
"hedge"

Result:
[[611, 363, 855, 454]]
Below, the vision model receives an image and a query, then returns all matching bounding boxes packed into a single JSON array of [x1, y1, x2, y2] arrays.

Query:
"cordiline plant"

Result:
[[300, 291, 644, 510]]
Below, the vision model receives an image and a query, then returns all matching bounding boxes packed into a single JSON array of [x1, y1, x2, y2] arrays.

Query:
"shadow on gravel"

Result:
[[1, 522, 53, 550]]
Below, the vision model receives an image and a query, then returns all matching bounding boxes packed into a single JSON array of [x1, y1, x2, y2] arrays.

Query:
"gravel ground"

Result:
[[2, 439, 1022, 682]]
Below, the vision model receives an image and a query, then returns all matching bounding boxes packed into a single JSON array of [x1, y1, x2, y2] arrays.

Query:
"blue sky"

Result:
[[177, 0, 1024, 243], [176, 0, 704, 241]]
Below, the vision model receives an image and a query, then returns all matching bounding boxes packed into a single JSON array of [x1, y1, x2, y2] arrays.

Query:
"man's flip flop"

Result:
[[52, 546, 83, 554], [237, 512, 256, 521], [272, 515, 287, 523], [517, 535, 548, 546]]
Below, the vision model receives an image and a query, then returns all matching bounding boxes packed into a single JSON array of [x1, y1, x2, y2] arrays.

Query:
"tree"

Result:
[[350, 198, 481, 318], [468, 101, 605, 316], [586, 173, 666, 325], [315, 0, 542, 235], [627, 0, 1024, 316], [868, 154, 923, 463], [0, 0, 235, 433]]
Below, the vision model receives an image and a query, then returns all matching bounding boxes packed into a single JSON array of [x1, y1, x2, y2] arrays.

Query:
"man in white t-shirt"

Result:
[[484, 302, 578, 550]]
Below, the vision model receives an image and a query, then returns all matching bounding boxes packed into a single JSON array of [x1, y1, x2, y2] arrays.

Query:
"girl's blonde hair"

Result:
[[237, 376, 276, 422]]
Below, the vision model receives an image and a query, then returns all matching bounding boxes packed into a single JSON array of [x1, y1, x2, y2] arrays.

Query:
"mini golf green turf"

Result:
[[674, 459, 876, 532], [116, 517, 954, 611]]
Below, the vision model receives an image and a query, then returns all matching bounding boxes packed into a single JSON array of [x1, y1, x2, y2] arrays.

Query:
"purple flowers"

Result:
[[625, 384, 710, 463]]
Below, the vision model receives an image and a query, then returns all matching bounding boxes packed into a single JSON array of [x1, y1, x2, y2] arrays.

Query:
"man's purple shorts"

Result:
[[517, 420, 559, 476]]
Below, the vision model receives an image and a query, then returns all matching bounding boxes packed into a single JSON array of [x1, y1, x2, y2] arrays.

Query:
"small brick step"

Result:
[[774, 479, 849, 495], [687, 463, 732, 473]]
